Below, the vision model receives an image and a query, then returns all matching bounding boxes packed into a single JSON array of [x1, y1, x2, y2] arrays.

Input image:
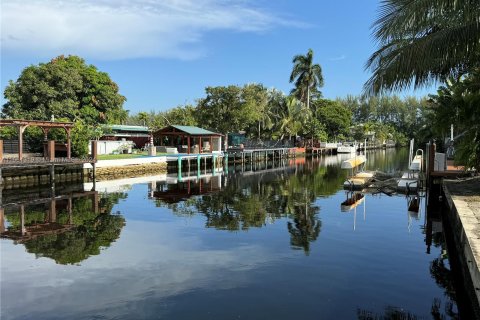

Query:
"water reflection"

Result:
[[150, 158, 346, 254], [1, 149, 474, 319], [1, 186, 126, 265]]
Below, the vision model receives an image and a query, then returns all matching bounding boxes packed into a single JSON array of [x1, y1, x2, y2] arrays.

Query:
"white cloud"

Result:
[[1, 0, 300, 60]]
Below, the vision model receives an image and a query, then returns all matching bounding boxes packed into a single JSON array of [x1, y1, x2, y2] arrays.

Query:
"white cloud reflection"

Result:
[[1, 219, 281, 319]]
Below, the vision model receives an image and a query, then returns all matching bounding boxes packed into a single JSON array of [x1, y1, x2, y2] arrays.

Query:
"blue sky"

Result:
[[1, 0, 433, 114]]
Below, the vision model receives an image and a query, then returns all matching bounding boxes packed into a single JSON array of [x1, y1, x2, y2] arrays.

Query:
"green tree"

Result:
[[242, 84, 269, 140], [3, 55, 127, 124], [429, 70, 480, 168], [289, 49, 324, 111], [278, 96, 308, 141], [196, 85, 263, 134], [365, 0, 480, 95], [164, 105, 198, 127], [2, 55, 128, 156], [314, 99, 352, 139]]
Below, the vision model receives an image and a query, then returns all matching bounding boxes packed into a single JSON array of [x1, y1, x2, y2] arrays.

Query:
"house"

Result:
[[95, 125, 151, 155], [153, 125, 223, 154], [100, 125, 150, 147]]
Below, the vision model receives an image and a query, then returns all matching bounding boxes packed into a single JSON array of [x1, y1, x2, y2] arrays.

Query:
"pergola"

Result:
[[0, 119, 74, 160], [153, 125, 223, 154]]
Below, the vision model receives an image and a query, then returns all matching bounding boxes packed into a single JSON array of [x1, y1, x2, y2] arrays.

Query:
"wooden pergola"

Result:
[[0, 119, 74, 160], [153, 125, 223, 154]]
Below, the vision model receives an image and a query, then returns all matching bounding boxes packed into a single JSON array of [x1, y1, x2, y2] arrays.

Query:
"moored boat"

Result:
[[341, 155, 366, 169], [337, 142, 358, 153]]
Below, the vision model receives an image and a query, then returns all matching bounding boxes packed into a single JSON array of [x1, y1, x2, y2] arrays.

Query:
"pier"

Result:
[[226, 147, 296, 163]]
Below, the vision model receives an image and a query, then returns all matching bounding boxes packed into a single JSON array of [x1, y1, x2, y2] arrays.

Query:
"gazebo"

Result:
[[153, 125, 223, 154], [0, 119, 74, 160]]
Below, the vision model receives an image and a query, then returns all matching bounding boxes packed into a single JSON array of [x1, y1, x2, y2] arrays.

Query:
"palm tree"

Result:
[[289, 48, 324, 112], [365, 0, 480, 95], [278, 96, 311, 141], [137, 112, 149, 127]]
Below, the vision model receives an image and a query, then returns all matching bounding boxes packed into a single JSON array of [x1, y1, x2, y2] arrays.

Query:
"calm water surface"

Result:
[[1, 149, 468, 319]]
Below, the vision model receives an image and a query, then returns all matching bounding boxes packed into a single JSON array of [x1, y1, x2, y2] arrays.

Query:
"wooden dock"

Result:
[[226, 147, 296, 163], [306, 146, 337, 155]]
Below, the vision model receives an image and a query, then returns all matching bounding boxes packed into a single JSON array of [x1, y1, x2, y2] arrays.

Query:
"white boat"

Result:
[[337, 142, 358, 153], [341, 155, 366, 169], [343, 171, 374, 190]]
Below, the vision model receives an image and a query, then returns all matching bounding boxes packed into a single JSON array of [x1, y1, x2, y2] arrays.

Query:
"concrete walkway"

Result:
[[443, 177, 480, 311]]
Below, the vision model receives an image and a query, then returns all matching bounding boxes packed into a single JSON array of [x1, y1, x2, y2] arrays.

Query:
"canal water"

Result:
[[0, 149, 472, 319]]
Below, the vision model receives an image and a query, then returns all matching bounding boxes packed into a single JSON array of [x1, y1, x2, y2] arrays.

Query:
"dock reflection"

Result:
[[0, 184, 126, 264]]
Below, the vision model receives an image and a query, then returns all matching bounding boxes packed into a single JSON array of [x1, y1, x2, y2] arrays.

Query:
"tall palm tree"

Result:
[[289, 49, 324, 112], [365, 0, 480, 95]]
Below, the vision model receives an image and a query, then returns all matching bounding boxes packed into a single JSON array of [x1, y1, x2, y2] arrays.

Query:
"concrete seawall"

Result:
[[84, 157, 168, 181], [443, 177, 480, 316]]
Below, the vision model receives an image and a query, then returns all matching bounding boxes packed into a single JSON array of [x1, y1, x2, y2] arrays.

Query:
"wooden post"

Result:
[[19, 205, 26, 236], [0, 140, 3, 161], [93, 191, 99, 214], [199, 137, 202, 154], [49, 164, 55, 184], [91, 140, 98, 161], [66, 128, 71, 159], [0, 208, 4, 233], [68, 196, 73, 224], [48, 140, 55, 161], [18, 125, 27, 160], [188, 136, 191, 154], [209, 136, 213, 153], [49, 198, 57, 222]]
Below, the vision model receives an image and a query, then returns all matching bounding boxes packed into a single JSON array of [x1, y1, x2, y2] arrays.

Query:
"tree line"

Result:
[[3, 0, 480, 170]]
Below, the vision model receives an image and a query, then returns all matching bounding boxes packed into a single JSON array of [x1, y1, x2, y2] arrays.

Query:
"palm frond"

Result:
[[365, 0, 480, 95]]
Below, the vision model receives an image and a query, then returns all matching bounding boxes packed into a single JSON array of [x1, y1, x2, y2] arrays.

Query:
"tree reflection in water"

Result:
[[1, 191, 126, 265], [154, 160, 346, 254], [356, 209, 464, 320]]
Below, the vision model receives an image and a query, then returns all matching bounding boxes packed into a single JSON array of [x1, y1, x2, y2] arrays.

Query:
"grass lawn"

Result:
[[97, 152, 148, 160], [97, 151, 170, 160]]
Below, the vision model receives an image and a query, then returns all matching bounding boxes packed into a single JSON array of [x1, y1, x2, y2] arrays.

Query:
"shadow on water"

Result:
[[1, 184, 127, 265]]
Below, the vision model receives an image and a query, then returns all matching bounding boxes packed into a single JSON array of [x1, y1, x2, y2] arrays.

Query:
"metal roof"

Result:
[[167, 125, 221, 135], [108, 125, 149, 132]]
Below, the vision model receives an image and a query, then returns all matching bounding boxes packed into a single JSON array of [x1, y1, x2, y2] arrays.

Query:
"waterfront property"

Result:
[[153, 125, 223, 154], [96, 124, 151, 155]]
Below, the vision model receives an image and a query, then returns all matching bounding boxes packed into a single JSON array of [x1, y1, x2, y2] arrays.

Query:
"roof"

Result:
[[107, 125, 149, 132], [156, 125, 222, 136]]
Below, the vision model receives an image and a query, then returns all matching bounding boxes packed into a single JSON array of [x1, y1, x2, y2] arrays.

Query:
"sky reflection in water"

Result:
[[1, 149, 463, 319]]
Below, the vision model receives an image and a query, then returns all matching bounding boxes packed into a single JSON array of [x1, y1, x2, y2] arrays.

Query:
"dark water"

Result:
[[0, 149, 470, 319]]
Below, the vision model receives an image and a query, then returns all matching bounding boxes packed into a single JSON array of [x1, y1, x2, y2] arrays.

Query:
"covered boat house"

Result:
[[153, 125, 223, 154]]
